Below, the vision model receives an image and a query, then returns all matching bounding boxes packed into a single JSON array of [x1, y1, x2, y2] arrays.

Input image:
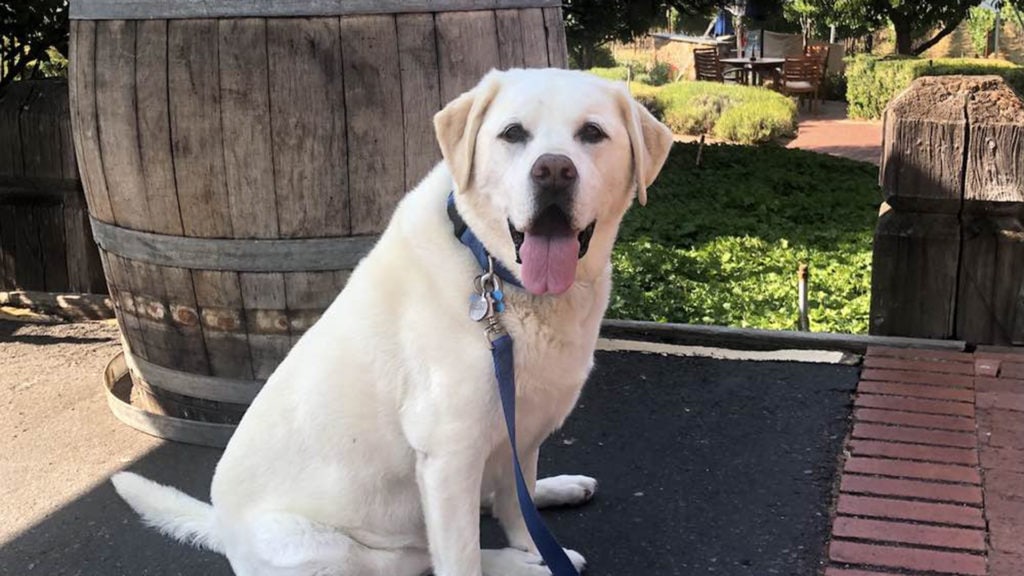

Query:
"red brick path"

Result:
[[785, 101, 883, 166], [825, 346, 1024, 575]]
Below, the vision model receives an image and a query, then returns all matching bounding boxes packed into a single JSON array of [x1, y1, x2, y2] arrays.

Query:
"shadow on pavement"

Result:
[[1, 351, 858, 576]]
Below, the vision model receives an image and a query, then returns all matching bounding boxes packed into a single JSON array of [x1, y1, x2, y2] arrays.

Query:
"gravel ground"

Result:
[[1, 319, 130, 537]]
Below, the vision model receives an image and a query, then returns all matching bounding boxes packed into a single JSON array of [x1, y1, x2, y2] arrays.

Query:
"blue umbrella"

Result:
[[713, 9, 734, 36]]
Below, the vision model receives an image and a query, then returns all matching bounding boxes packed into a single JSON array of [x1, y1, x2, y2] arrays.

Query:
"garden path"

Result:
[[825, 346, 1024, 576], [786, 101, 883, 166]]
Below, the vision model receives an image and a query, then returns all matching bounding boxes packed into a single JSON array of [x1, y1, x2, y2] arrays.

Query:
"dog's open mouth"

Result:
[[508, 207, 596, 296]]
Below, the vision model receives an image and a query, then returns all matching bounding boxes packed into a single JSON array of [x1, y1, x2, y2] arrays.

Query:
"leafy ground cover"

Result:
[[609, 142, 881, 334]]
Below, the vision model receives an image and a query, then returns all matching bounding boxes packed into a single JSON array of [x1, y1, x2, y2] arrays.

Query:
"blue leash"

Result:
[[448, 194, 579, 576], [492, 334, 580, 576]]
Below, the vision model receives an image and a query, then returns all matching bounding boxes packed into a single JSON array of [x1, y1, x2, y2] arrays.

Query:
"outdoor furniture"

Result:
[[693, 47, 745, 83], [719, 56, 785, 86], [778, 56, 822, 111], [805, 42, 830, 71]]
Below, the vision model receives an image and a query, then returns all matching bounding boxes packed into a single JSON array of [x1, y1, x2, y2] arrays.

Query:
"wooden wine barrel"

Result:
[[69, 0, 568, 446]]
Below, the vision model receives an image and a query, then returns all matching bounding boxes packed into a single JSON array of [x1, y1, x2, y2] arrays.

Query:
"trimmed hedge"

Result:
[[589, 62, 675, 86], [846, 55, 1024, 120], [630, 81, 797, 144]]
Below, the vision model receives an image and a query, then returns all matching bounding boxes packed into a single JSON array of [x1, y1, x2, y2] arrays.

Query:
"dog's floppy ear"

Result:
[[619, 88, 674, 206], [434, 70, 503, 193]]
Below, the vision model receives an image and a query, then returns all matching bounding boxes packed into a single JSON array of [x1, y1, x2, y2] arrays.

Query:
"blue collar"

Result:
[[447, 193, 522, 288]]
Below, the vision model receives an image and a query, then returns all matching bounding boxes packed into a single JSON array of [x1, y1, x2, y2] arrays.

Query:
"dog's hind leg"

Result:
[[235, 512, 430, 576]]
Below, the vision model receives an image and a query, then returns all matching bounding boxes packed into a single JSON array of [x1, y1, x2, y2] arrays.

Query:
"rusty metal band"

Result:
[[89, 216, 377, 272], [71, 0, 562, 20]]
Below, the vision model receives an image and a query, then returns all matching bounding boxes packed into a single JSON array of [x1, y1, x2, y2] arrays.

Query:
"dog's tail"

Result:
[[111, 471, 225, 554]]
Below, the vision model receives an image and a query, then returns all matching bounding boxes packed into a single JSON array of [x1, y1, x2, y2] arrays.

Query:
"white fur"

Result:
[[111, 68, 673, 576]]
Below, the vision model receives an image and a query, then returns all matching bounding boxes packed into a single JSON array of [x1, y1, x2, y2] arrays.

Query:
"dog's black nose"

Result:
[[531, 154, 577, 191]]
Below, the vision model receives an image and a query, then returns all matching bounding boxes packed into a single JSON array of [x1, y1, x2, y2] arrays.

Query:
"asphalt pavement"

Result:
[[1, 348, 858, 576]]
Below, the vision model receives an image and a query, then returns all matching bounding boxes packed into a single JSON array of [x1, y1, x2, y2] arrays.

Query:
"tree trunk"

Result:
[[913, 18, 968, 56], [893, 17, 915, 55]]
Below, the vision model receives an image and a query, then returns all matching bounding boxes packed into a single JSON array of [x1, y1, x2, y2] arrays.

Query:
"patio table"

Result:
[[720, 57, 785, 86]]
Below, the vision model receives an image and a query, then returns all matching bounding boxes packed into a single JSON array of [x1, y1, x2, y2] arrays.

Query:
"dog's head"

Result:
[[435, 68, 673, 296]]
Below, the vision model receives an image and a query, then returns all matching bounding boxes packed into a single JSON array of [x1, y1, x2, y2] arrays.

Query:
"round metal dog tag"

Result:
[[469, 293, 490, 322]]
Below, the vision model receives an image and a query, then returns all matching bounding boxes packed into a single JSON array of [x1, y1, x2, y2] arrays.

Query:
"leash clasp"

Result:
[[469, 257, 508, 345]]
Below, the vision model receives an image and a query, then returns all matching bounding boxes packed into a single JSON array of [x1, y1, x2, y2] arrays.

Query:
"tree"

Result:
[[1, 0, 68, 95], [563, 0, 719, 68], [784, 0, 820, 49], [833, 0, 975, 55], [966, 5, 996, 56]]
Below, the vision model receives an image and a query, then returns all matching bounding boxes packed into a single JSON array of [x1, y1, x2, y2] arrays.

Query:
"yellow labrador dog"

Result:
[[113, 68, 672, 576]]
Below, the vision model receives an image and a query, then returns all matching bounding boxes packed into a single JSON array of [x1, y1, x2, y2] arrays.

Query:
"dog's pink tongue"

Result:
[[520, 233, 579, 295]]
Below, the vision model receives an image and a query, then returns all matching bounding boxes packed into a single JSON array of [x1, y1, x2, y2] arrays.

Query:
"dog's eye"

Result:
[[499, 123, 530, 144], [577, 122, 608, 144]]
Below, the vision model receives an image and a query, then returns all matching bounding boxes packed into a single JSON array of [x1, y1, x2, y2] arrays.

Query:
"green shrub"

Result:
[[586, 72, 797, 144], [666, 92, 733, 135], [714, 102, 796, 144], [570, 44, 617, 69], [610, 142, 881, 333], [622, 82, 663, 121], [967, 6, 997, 56], [646, 81, 797, 144], [646, 62, 674, 86], [846, 55, 1024, 119], [821, 72, 847, 102], [588, 66, 631, 82], [590, 45, 618, 68]]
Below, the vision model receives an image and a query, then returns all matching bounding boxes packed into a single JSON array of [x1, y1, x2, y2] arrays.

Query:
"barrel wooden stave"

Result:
[[72, 6, 568, 429]]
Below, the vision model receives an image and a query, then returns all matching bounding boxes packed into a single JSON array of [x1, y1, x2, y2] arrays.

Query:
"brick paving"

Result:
[[785, 101, 883, 165], [826, 345, 1024, 575]]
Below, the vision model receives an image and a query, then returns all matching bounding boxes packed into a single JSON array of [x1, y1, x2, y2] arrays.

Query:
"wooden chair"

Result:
[[693, 47, 743, 84], [778, 56, 822, 112], [805, 43, 830, 70]]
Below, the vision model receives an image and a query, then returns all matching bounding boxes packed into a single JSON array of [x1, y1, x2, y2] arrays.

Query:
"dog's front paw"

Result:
[[482, 548, 586, 575], [563, 549, 587, 572], [534, 475, 597, 509]]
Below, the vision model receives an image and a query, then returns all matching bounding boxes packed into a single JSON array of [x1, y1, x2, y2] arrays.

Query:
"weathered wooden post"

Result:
[[957, 80, 1024, 344], [871, 76, 1024, 344]]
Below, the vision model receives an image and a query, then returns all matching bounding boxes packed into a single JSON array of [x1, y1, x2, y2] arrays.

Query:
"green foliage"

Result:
[[610, 142, 881, 334], [1005, 1, 1024, 34], [588, 66, 632, 82], [628, 80, 797, 144], [1, 0, 69, 94], [646, 61, 675, 86], [846, 55, 1024, 119], [785, 0, 975, 55], [821, 71, 848, 102], [569, 44, 617, 69], [967, 6, 997, 56]]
